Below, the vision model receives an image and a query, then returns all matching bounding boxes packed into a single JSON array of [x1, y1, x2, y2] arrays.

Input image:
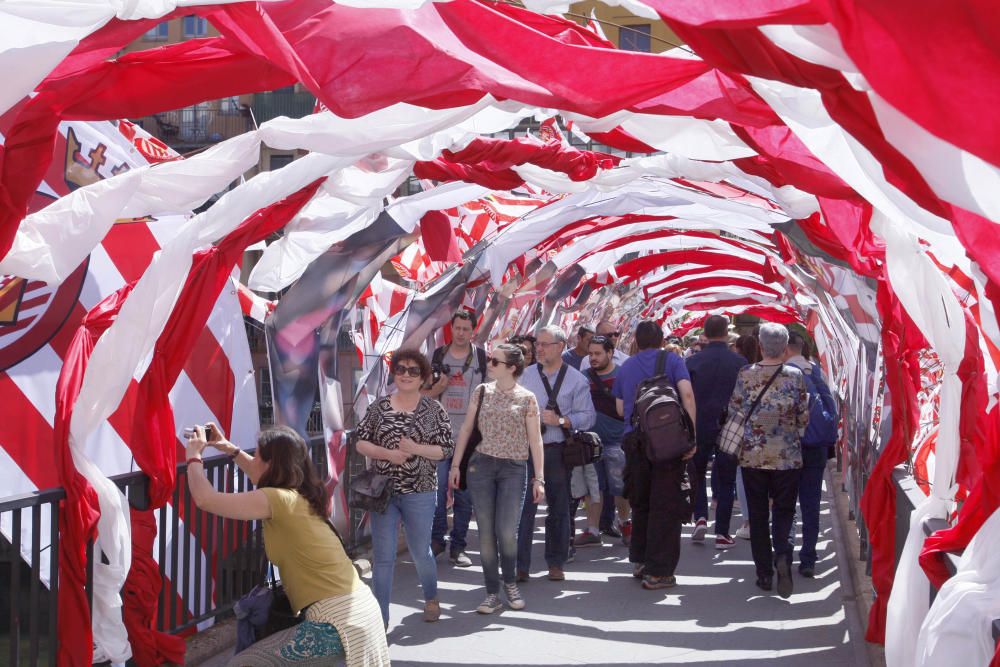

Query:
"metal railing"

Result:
[[0, 489, 61, 666], [252, 91, 317, 125], [140, 106, 253, 149]]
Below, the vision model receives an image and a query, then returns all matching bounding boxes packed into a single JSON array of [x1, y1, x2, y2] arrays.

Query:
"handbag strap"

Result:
[[745, 365, 784, 420], [472, 385, 485, 429]]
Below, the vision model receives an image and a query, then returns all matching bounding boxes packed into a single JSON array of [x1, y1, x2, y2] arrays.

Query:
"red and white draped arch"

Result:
[[1, 1, 999, 665]]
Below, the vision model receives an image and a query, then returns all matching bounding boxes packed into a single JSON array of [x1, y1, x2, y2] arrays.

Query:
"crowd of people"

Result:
[[181, 310, 838, 665]]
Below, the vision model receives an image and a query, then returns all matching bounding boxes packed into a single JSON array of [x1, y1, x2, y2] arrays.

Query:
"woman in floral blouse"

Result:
[[449, 343, 544, 615], [727, 323, 808, 599], [356, 349, 454, 626]]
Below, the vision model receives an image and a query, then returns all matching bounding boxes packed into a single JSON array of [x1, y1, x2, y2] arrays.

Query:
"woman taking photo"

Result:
[[449, 343, 544, 614], [727, 323, 809, 599], [355, 349, 454, 626], [185, 424, 389, 666]]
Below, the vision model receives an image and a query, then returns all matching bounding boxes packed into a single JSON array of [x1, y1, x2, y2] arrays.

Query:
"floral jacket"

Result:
[[728, 363, 809, 470]]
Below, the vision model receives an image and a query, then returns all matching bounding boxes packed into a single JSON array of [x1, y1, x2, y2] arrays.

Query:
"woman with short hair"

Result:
[[185, 424, 389, 666], [450, 344, 544, 614], [355, 349, 454, 625], [727, 322, 809, 599]]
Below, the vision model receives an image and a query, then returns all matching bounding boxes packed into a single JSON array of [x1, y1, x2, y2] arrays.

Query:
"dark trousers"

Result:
[[627, 445, 688, 577], [711, 452, 739, 537], [432, 458, 472, 553], [742, 467, 801, 578], [797, 447, 828, 569], [517, 445, 572, 571], [692, 437, 715, 520]]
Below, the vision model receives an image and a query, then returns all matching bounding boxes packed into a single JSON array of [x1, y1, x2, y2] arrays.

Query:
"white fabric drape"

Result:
[[874, 213, 967, 667], [915, 506, 1000, 666]]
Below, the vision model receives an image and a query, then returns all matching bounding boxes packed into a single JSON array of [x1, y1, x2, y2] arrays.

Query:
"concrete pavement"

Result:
[[384, 467, 868, 666]]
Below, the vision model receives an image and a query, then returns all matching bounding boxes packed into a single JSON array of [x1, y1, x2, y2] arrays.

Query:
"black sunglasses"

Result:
[[610, 331, 622, 337], [392, 365, 422, 377], [489, 357, 514, 368]]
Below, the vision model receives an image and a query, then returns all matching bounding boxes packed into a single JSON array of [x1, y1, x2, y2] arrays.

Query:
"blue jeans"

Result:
[[432, 458, 472, 553], [370, 491, 438, 625], [797, 447, 827, 569], [466, 452, 527, 594], [517, 445, 572, 570]]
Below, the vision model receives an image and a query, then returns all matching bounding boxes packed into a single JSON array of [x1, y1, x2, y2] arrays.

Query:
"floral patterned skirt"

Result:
[[227, 587, 389, 666], [227, 621, 343, 666]]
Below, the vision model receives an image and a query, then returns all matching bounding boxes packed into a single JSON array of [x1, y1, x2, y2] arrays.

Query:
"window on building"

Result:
[[269, 154, 294, 171], [620, 24, 652, 53], [144, 23, 169, 41], [183, 15, 208, 37]]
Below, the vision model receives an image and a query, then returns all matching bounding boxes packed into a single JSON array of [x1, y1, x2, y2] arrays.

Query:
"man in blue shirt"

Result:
[[685, 315, 748, 548], [518, 325, 596, 581], [612, 320, 696, 590], [561, 324, 594, 369]]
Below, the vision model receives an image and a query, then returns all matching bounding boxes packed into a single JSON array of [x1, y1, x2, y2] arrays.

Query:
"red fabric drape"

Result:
[[413, 136, 619, 189], [858, 278, 926, 642], [121, 180, 323, 666], [419, 210, 462, 262], [918, 308, 995, 587], [54, 285, 134, 667], [54, 181, 321, 667]]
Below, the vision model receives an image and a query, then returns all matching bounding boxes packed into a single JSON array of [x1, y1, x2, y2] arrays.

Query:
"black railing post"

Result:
[[28, 505, 42, 665], [49, 500, 59, 667], [10, 508, 22, 667]]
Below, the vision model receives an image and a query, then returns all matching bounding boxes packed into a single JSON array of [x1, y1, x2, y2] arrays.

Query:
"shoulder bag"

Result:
[[346, 425, 393, 513], [457, 385, 486, 490], [540, 366, 603, 468], [717, 365, 784, 458]]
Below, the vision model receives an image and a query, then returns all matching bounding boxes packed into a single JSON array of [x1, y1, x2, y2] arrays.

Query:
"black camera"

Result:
[[431, 362, 451, 383]]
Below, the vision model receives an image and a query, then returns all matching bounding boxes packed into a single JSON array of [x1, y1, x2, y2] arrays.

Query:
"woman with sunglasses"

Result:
[[449, 344, 544, 614], [355, 349, 454, 626]]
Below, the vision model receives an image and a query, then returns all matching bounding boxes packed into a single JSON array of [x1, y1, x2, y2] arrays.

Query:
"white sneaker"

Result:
[[736, 523, 750, 540], [503, 583, 526, 610], [691, 518, 708, 543]]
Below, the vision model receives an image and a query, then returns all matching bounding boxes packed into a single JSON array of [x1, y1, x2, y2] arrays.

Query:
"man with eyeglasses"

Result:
[[579, 320, 630, 370], [517, 326, 596, 582], [422, 310, 488, 567]]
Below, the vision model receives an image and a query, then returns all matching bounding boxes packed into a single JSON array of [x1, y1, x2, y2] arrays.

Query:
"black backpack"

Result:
[[431, 345, 488, 383], [632, 351, 695, 464]]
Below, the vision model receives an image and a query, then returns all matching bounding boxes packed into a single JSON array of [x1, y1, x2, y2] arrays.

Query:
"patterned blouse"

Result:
[[355, 396, 454, 494], [474, 382, 539, 461], [728, 363, 808, 471]]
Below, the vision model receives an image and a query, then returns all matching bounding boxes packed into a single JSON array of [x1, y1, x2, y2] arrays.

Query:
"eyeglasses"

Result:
[[489, 357, 514, 368], [535, 341, 563, 348], [591, 336, 609, 344], [392, 365, 422, 377], [610, 332, 621, 338]]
